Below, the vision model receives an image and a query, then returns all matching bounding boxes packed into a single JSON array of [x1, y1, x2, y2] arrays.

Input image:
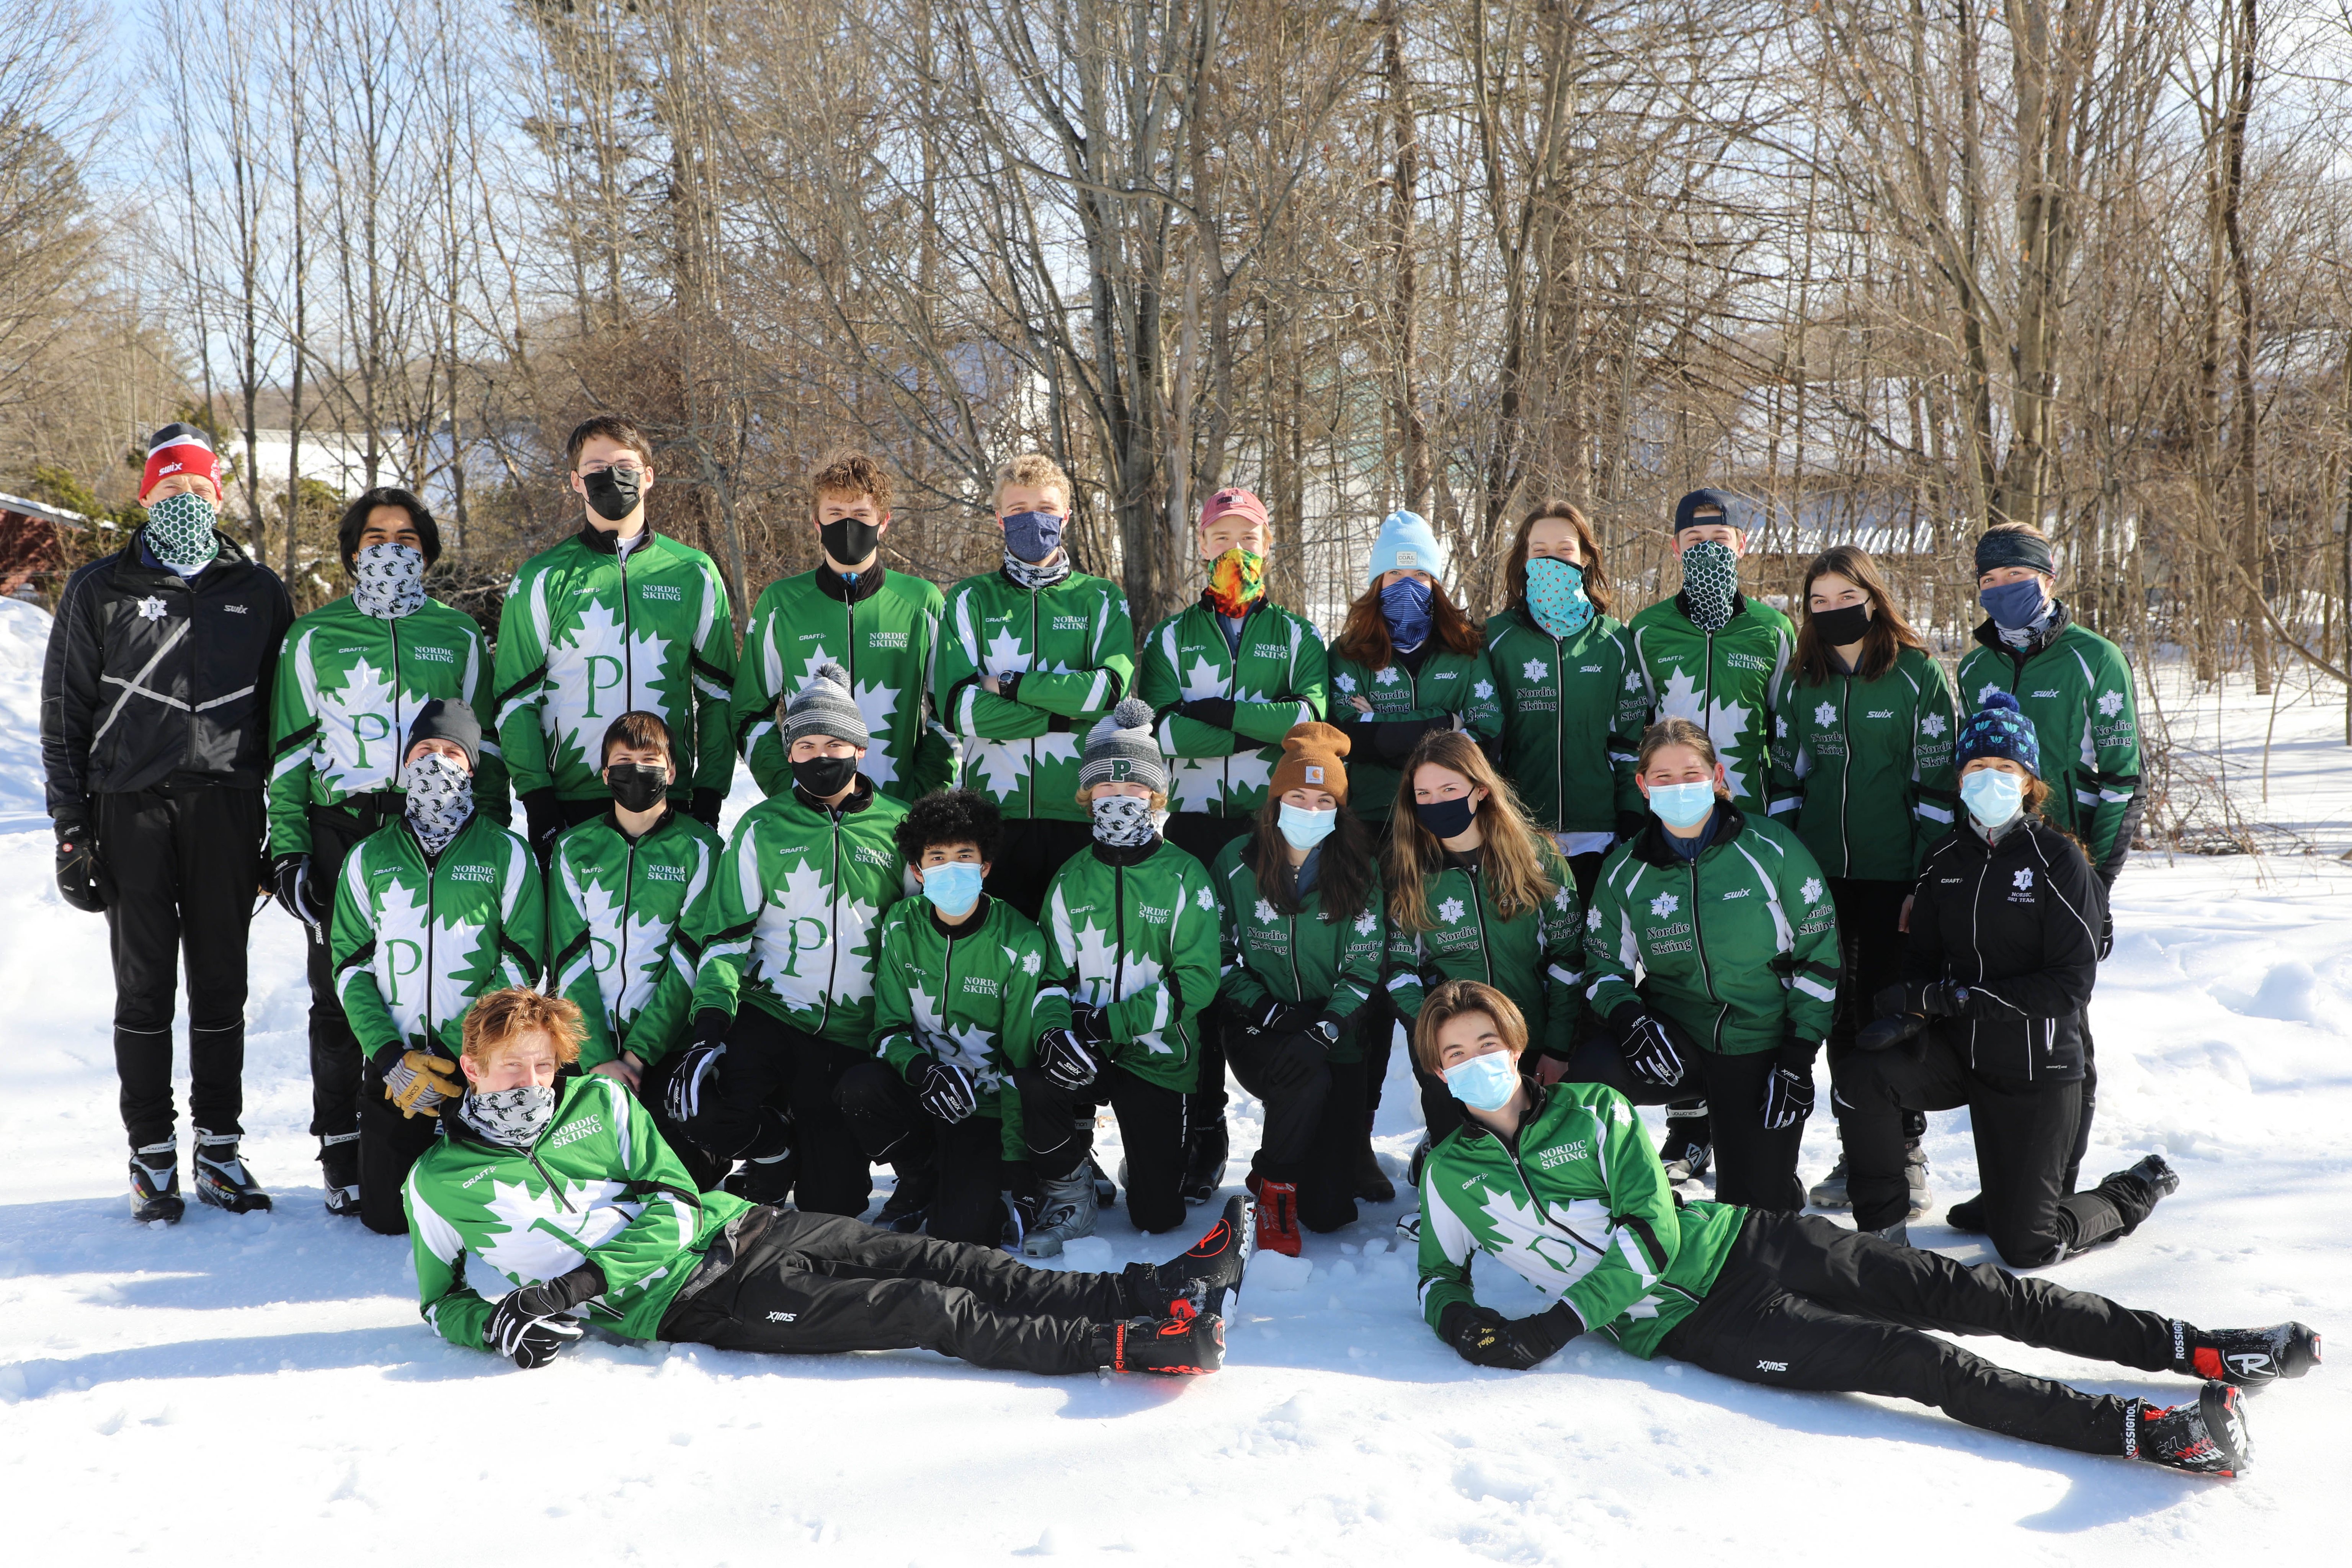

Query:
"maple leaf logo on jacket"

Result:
[[1650, 892, 1679, 919]]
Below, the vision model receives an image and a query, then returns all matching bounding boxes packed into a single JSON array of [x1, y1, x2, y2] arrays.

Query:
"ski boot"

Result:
[[1659, 1131, 1712, 1189], [722, 1146, 799, 1206], [1406, 1136, 1432, 1190], [193, 1130, 272, 1214], [1904, 1139, 1932, 1220], [998, 1189, 1040, 1251], [877, 1161, 938, 1233], [320, 1132, 362, 1218], [1395, 1209, 1422, 1244], [2171, 1321, 2322, 1386], [130, 1139, 183, 1225], [1179, 1121, 1228, 1205], [2127, 1383, 2250, 1478], [1022, 1168, 1099, 1258], [1808, 1154, 1851, 1210], [1130, 1196, 1251, 1315], [1946, 1192, 1986, 1233], [1096, 1310, 1225, 1375], [1089, 1156, 1119, 1209], [1253, 1179, 1302, 1258]]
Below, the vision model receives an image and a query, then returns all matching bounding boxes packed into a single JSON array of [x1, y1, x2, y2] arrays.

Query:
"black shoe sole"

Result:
[[132, 1198, 185, 1224]]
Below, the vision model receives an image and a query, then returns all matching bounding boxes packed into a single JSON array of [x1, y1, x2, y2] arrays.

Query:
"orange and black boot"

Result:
[[2126, 1383, 2251, 1478], [2169, 1320, 2321, 1386], [1254, 1179, 1302, 1258], [1129, 1196, 1251, 1316], [1096, 1312, 1225, 1375]]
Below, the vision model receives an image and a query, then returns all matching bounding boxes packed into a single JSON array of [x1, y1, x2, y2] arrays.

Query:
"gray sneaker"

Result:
[[1022, 1168, 1099, 1258], [1904, 1139, 1932, 1220], [1808, 1155, 1851, 1209]]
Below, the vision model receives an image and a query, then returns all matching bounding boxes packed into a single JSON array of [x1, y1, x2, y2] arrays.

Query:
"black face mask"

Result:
[[605, 763, 669, 814], [581, 466, 643, 523], [1811, 601, 1873, 648], [1414, 794, 1479, 841], [821, 515, 883, 567], [792, 753, 860, 800]]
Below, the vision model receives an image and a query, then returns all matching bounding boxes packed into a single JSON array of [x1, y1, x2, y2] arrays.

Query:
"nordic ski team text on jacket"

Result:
[[1209, 837, 1386, 1065], [1902, 818, 2105, 1081], [549, 808, 726, 1068], [1766, 645, 1958, 880], [1137, 597, 1328, 817], [40, 535, 294, 822], [1326, 644, 1504, 823], [1385, 841, 1586, 1059], [329, 812, 546, 1060], [1417, 1080, 1746, 1358], [871, 895, 1069, 1137], [688, 783, 910, 1049], [734, 567, 952, 802], [1584, 809, 1839, 1055], [268, 594, 508, 856], [1042, 840, 1222, 1093], [1955, 607, 2143, 880], [404, 1073, 749, 1349], [491, 523, 738, 804], [1483, 608, 1648, 838], [1626, 594, 1795, 818], [932, 568, 1135, 822]]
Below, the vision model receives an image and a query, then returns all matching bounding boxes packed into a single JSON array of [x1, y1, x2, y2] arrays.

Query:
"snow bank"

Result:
[[0, 598, 51, 832]]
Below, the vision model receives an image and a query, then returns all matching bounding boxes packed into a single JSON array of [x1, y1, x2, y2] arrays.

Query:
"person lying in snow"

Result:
[[1410, 979, 2318, 1478], [402, 987, 1243, 1377]]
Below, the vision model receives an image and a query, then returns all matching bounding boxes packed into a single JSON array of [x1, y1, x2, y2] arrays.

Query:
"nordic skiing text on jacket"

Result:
[[1326, 643, 1504, 822], [491, 522, 738, 804], [1766, 644, 1958, 880], [1385, 842, 1586, 1059], [932, 567, 1135, 821], [872, 895, 1069, 1135], [549, 807, 726, 1068], [41, 533, 294, 823], [1483, 608, 1647, 838], [1137, 596, 1328, 817], [1627, 593, 1794, 818], [404, 1073, 749, 1349], [268, 594, 508, 856], [1955, 605, 2143, 881], [734, 566, 952, 802], [329, 812, 546, 1060], [1209, 837, 1385, 1065], [1902, 817, 2105, 1081], [1042, 838, 1221, 1093], [688, 780, 910, 1049], [1417, 1079, 1746, 1359], [1584, 807, 1839, 1055]]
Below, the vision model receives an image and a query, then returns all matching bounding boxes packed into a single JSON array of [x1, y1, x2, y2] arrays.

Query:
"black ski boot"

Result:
[[723, 1147, 799, 1205], [320, 1132, 362, 1218], [1088, 1156, 1118, 1209], [2127, 1383, 2250, 1478], [130, 1139, 183, 1225], [1659, 1122, 1712, 1187], [1179, 1121, 1228, 1205], [1129, 1196, 1251, 1316], [1094, 1310, 1225, 1375], [193, 1130, 272, 1214], [1946, 1192, 1986, 1232], [877, 1161, 938, 1233], [1352, 1113, 1395, 1202], [2171, 1320, 2322, 1386]]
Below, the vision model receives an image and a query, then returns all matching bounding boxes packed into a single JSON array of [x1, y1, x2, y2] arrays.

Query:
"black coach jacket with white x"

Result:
[[40, 532, 294, 827]]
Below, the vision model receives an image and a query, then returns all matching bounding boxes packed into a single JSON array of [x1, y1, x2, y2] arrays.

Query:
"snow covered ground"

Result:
[[0, 593, 2343, 1563]]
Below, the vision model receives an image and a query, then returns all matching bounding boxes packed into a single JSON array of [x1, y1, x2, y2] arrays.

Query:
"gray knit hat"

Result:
[[782, 661, 870, 747], [1079, 697, 1166, 792]]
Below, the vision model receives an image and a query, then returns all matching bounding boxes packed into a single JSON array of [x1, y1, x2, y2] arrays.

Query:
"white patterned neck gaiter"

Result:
[[403, 751, 475, 856], [351, 541, 428, 619], [456, 1083, 556, 1149], [144, 492, 222, 571], [1679, 541, 1740, 634], [1091, 793, 1158, 848]]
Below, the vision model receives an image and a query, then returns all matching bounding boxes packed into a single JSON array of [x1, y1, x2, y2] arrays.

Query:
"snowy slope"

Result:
[[0, 612, 2343, 1563]]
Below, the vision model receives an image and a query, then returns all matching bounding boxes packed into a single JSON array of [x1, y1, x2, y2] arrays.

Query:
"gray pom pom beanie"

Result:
[[1078, 696, 1167, 793], [782, 660, 871, 747]]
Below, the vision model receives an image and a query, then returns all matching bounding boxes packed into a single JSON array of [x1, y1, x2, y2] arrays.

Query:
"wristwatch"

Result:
[[1305, 1016, 1341, 1048]]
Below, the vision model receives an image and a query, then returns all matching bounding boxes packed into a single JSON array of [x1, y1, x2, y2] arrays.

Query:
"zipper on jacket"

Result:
[[1026, 588, 1040, 819], [1967, 850, 2000, 1078], [1111, 863, 1127, 1016], [1687, 854, 1726, 1048], [819, 810, 843, 1035], [1553, 634, 1566, 833], [617, 542, 635, 705], [1837, 673, 1852, 875], [389, 616, 405, 767], [1468, 871, 1494, 984], [423, 832, 439, 1042], [528, 1145, 577, 1211], [1285, 902, 1303, 1002], [615, 834, 637, 1039]]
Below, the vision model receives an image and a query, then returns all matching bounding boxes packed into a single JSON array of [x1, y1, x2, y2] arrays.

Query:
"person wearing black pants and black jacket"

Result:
[[41, 424, 294, 1223], [1839, 692, 2175, 1262]]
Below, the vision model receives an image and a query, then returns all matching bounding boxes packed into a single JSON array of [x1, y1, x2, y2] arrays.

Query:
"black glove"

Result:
[[1857, 1011, 1931, 1055], [521, 788, 565, 859], [487, 1288, 590, 1370], [505, 1261, 608, 1319], [1177, 697, 1238, 730], [665, 1012, 732, 1125], [688, 787, 724, 829], [915, 1057, 978, 1123], [1439, 1301, 1580, 1370], [1875, 980, 1967, 1019], [1245, 997, 1314, 1034], [1251, 1024, 1334, 1094], [54, 822, 107, 914], [271, 852, 323, 936], [1038, 1026, 1101, 1090], [1611, 1006, 1686, 1089], [1761, 1042, 1817, 1131], [1068, 1001, 1112, 1047]]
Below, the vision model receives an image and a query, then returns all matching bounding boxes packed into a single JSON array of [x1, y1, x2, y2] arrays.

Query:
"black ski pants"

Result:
[[1566, 1029, 1806, 1210], [98, 783, 263, 1150], [1660, 1212, 2171, 1455], [1826, 877, 1926, 1147], [704, 1009, 874, 1217], [835, 1059, 1006, 1245], [982, 818, 1095, 923], [1013, 1062, 1189, 1235], [657, 1206, 1140, 1374], [300, 795, 402, 1147], [1166, 812, 1255, 1127], [354, 1051, 444, 1235], [1228, 1028, 1364, 1233]]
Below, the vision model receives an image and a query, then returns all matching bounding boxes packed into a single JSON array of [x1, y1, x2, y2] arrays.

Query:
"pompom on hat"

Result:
[[1078, 697, 1168, 794]]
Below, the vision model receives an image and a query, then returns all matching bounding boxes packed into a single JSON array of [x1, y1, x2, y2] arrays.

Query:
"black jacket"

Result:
[[1903, 815, 2105, 1082], [40, 532, 294, 827]]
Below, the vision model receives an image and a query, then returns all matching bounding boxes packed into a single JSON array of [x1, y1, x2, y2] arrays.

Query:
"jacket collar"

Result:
[[815, 562, 888, 604], [1090, 833, 1165, 869], [114, 530, 252, 589], [1628, 802, 1746, 868], [791, 775, 876, 817], [928, 894, 993, 939], [602, 804, 676, 844], [578, 517, 655, 556], [1971, 599, 2073, 662]]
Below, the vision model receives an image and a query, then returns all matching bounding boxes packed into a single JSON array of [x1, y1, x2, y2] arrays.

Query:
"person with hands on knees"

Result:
[[1326, 510, 1503, 834], [1569, 718, 1837, 1211], [1839, 692, 2177, 1263], [1209, 722, 1388, 1256], [331, 700, 544, 1233], [546, 710, 727, 1189], [1415, 981, 2315, 1478], [837, 789, 1069, 1245], [1018, 699, 1221, 1254]]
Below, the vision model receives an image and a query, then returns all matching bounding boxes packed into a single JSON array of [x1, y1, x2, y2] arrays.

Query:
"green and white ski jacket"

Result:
[[492, 523, 738, 805], [1584, 808, 1838, 1056], [1209, 836, 1386, 1066], [266, 594, 508, 856], [548, 808, 726, 1069], [688, 782, 910, 1049], [1385, 839, 1586, 1060], [1326, 643, 1505, 825], [404, 1074, 751, 1349], [329, 812, 546, 1061], [932, 567, 1135, 822], [1766, 645, 1959, 882], [1042, 839, 1221, 1093], [1136, 597, 1328, 817], [1483, 608, 1648, 843], [734, 567, 953, 802], [1626, 594, 1795, 819], [1417, 1080, 1746, 1360], [872, 895, 1068, 1146]]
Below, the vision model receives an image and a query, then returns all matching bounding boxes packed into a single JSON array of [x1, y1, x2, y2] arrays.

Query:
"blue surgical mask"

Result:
[[1002, 509, 1065, 564], [1980, 577, 2049, 631], [1960, 768, 2025, 828], [1444, 1050, 1521, 1112], [1647, 779, 1716, 830], [921, 859, 987, 915], [1277, 802, 1336, 851]]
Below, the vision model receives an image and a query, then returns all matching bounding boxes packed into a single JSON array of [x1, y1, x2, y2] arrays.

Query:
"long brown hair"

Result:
[[1795, 544, 1927, 684], [1246, 795, 1375, 923], [1384, 730, 1559, 930], [1332, 575, 1484, 666], [1503, 498, 1614, 619]]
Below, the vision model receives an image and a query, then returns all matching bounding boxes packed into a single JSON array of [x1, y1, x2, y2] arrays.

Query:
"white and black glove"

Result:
[[1038, 1026, 1101, 1091], [665, 1011, 732, 1127], [1761, 1043, 1818, 1131], [270, 852, 323, 937], [916, 1057, 978, 1123], [1612, 1008, 1686, 1089]]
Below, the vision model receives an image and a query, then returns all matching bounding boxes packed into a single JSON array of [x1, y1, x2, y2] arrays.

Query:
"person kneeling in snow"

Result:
[[404, 987, 1243, 1377], [1411, 979, 2318, 1478]]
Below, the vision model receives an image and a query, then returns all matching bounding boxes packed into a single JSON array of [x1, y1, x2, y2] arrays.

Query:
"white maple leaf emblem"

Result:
[[1196, 884, 1216, 912], [473, 1171, 636, 1289], [752, 858, 880, 1010], [2013, 868, 2034, 892], [1920, 714, 1947, 738], [1976, 682, 2003, 704], [1553, 885, 1575, 910], [366, 870, 499, 1040], [543, 598, 673, 781], [906, 972, 1006, 1088], [796, 650, 905, 786], [1523, 658, 1547, 682], [1650, 891, 1679, 919], [1585, 906, 1602, 931], [1055, 910, 1175, 1054], [1254, 897, 1279, 925], [2097, 689, 2124, 718], [1438, 896, 1467, 924], [1020, 948, 1042, 976], [1374, 665, 1401, 686], [1800, 877, 1823, 906], [1624, 668, 1645, 693], [1334, 673, 1357, 694], [307, 651, 439, 795], [1656, 666, 1756, 802], [984, 624, 1030, 679], [559, 863, 676, 1025], [1465, 1179, 1586, 1286], [1473, 679, 1495, 701], [1354, 910, 1379, 936], [1180, 654, 1226, 701], [1813, 701, 1837, 728]]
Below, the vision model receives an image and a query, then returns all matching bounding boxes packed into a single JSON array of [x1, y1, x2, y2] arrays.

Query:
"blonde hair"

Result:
[[460, 987, 586, 1067], [993, 452, 1072, 513], [1384, 731, 1560, 930], [1073, 784, 1169, 812], [1411, 979, 1528, 1076]]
